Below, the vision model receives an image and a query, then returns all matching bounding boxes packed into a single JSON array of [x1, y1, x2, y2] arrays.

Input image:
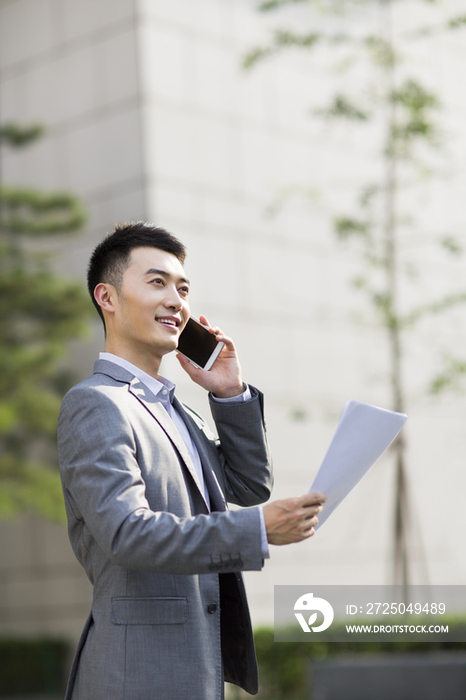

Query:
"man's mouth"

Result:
[[155, 317, 180, 328]]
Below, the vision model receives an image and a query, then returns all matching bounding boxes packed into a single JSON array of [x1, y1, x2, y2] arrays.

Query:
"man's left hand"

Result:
[[176, 315, 244, 398]]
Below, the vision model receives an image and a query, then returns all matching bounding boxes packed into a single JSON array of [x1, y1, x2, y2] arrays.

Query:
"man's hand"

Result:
[[176, 315, 244, 398], [263, 493, 327, 545]]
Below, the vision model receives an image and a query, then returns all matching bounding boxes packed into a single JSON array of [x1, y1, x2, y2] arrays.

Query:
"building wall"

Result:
[[1, 0, 466, 644], [0, 0, 145, 642], [134, 0, 466, 623], [0, 516, 91, 640]]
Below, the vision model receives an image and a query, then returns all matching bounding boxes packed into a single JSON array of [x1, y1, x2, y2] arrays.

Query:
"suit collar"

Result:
[[98, 353, 176, 404], [94, 358, 138, 385]]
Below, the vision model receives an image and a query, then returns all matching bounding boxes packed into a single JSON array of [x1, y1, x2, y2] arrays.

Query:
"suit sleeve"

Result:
[[58, 384, 265, 575], [209, 385, 273, 507]]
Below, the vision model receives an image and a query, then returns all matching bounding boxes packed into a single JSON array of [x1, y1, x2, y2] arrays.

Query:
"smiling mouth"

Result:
[[155, 317, 180, 328]]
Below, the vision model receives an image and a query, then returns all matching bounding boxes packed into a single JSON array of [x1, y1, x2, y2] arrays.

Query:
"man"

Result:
[[58, 222, 326, 700]]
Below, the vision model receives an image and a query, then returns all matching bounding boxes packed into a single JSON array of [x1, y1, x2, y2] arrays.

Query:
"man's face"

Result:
[[109, 247, 190, 366]]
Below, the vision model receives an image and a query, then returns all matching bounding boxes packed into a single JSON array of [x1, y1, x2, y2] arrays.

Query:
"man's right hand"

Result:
[[263, 492, 327, 545]]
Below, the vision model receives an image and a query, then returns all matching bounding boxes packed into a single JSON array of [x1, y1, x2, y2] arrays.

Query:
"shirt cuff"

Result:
[[258, 506, 270, 559], [209, 384, 252, 403]]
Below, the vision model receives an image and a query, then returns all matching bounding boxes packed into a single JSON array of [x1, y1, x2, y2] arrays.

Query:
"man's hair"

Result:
[[87, 221, 187, 326]]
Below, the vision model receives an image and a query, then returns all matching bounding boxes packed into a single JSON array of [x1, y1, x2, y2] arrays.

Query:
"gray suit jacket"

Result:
[[57, 360, 272, 700]]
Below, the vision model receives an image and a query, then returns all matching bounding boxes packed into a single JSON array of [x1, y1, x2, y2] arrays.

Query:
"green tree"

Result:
[[0, 122, 91, 520], [245, 0, 466, 586]]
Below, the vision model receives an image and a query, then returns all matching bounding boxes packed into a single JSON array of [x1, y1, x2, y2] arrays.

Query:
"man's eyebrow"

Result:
[[145, 268, 190, 285]]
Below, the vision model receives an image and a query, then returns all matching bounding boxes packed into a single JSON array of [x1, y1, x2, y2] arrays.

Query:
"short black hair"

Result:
[[87, 221, 187, 326]]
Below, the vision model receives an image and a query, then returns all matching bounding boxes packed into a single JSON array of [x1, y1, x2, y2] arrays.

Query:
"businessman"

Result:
[[58, 222, 326, 700]]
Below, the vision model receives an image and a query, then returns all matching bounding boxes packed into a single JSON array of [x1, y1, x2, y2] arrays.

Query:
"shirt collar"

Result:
[[99, 352, 176, 406]]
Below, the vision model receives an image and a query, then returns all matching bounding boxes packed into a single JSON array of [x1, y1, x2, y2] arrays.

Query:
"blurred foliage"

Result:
[[0, 122, 45, 148], [243, 28, 321, 68], [244, 0, 466, 347], [245, 0, 466, 587], [316, 94, 370, 121], [429, 356, 466, 395], [252, 624, 466, 699], [0, 123, 92, 521], [0, 637, 69, 695]]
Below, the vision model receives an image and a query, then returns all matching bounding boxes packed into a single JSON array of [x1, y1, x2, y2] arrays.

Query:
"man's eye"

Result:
[[179, 286, 189, 295], [151, 278, 164, 285]]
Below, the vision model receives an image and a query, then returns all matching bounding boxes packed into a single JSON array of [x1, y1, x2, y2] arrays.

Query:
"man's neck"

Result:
[[103, 342, 162, 380]]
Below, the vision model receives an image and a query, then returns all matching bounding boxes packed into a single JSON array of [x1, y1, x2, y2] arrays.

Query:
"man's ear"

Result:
[[94, 283, 117, 315]]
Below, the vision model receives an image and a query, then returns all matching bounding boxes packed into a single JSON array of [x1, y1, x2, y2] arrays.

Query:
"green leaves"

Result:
[[447, 14, 466, 30], [317, 94, 370, 121], [0, 123, 44, 148], [441, 236, 462, 255], [365, 35, 397, 68], [389, 79, 439, 156], [430, 357, 466, 394], [0, 186, 86, 235], [0, 454, 66, 520], [335, 216, 369, 239], [259, 0, 310, 12], [243, 29, 321, 68], [246, 2, 466, 407], [0, 122, 91, 521]]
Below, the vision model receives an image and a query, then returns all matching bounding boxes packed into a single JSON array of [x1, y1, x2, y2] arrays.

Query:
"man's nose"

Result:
[[164, 285, 183, 309]]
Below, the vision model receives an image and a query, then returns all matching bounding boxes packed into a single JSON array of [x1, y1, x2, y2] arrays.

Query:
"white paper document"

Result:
[[310, 400, 407, 529]]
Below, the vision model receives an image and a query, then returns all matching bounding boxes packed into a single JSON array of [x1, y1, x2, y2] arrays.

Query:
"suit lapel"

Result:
[[173, 397, 227, 513], [93, 360, 209, 509]]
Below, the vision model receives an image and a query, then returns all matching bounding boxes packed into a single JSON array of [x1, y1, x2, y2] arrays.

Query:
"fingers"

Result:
[[199, 315, 218, 334], [263, 493, 327, 546], [299, 492, 328, 507], [175, 352, 203, 378], [199, 315, 234, 351], [282, 494, 326, 522]]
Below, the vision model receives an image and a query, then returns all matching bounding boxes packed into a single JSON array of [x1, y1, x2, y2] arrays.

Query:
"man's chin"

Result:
[[158, 337, 179, 356]]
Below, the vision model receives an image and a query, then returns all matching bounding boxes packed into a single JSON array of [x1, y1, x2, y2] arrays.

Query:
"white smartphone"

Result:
[[177, 317, 224, 370]]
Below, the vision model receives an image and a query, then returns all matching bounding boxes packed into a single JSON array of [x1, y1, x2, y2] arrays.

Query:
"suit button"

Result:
[[207, 604, 217, 614]]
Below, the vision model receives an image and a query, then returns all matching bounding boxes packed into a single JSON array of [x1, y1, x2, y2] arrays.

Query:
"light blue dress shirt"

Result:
[[99, 353, 269, 558]]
